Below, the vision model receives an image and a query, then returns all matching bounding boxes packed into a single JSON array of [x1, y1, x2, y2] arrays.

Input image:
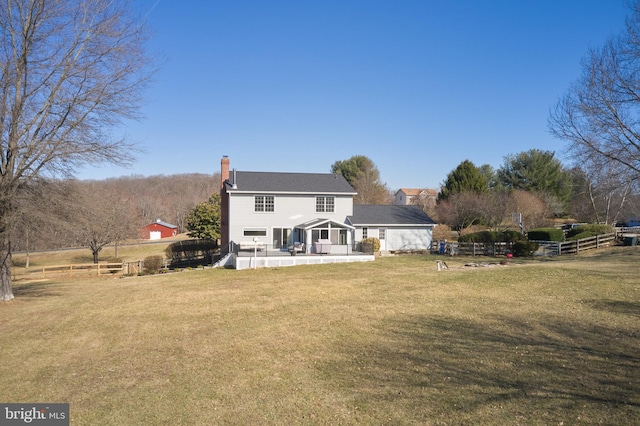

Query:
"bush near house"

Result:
[[527, 228, 564, 241], [361, 237, 380, 253], [143, 255, 164, 274]]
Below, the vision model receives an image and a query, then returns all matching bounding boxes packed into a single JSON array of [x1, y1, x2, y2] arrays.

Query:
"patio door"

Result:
[[273, 228, 292, 249]]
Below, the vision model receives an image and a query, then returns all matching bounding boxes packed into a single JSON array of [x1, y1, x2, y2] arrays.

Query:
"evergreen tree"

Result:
[[185, 194, 221, 240], [438, 160, 488, 201], [496, 149, 572, 211]]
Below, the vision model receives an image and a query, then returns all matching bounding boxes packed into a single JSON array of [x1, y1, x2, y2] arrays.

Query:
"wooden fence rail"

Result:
[[531, 233, 616, 256], [443, 233, 617, 257], [40, 262, 125, 277]]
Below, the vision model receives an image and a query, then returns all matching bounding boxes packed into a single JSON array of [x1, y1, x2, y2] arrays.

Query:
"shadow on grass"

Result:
[[12, 281, 63, 298], [319, 312, 640, 422], [587, 299, 640, 317]]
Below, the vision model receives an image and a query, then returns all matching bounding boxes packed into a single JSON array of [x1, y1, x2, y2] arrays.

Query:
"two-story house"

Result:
[[219, 156, 437, 258], [220, 156, 357, 254]]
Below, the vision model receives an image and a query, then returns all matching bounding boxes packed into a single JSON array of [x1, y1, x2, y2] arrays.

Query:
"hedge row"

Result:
[[458, 230, 526, 243], [565, 224, 614, 239], [527, 228, 564, 242]]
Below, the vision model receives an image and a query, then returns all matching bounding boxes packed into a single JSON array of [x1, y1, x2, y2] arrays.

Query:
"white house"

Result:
[[348, 204, 436, 252], [220, 156, 357, 254], [219, 157, 437, 257]]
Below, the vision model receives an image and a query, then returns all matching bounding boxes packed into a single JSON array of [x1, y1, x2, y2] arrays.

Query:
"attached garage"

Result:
[[348, 205, 437, 252]]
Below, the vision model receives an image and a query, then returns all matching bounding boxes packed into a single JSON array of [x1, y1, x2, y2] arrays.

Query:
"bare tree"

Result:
[[331, 156, 391, 204], [435, 191, 483, 237], [569, 161, 633, 225], [475, 190, 511, 231], [0, 0, 153, 301], [549, 2, 640, 184], [68, 180, 141, 263], [508, 190, 551, 231]]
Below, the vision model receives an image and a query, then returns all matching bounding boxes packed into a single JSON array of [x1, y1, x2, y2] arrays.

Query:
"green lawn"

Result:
[[1, 248, 639, 425]]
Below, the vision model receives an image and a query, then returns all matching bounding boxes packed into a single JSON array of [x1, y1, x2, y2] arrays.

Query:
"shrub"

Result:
[[512, 241, 539, 257], [565, 224, 613, 239], [361, 237, 380, 253], [458, 230, 525, 243], [502, 230, 526, 242], [459, 231, 495, 243], [566, 231, 599, 241], [527, 228, 564, 241], [143, 255, 164, 274]]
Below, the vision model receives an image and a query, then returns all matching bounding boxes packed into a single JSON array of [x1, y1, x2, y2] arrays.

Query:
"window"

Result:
[[311, 228, 348, 245], [362, 227, 368, 239], [330, 229, 348, 245], [379, 229, 386, 240], [243, 228, 267, 237], [316, 196, 335, 213], [255, 195, 274, 212]]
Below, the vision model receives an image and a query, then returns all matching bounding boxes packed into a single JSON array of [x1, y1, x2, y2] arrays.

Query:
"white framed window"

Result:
[[316, 196, 335, 213], [362, 227, 368, 239], [243, 228, 267, 237], [379, 229, 386, 240], [255, 195, 274, 212]]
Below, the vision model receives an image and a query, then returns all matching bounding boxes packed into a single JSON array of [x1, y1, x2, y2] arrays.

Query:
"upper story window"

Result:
[[255, 195, 274, 212], [316, 196, 335, 213]]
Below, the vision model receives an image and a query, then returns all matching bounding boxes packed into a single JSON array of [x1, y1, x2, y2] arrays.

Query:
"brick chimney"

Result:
[[220, 156, 230, 250], [221, 155, 230, 189]]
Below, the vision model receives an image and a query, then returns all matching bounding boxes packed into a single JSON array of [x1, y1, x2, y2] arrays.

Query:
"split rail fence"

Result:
[[531, 233, 616, 256], [443, 233, 617, 257], [37, 262, 125, 277]]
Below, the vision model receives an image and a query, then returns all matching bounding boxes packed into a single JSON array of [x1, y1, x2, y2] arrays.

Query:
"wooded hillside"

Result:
[[12, 173, 219, 252]]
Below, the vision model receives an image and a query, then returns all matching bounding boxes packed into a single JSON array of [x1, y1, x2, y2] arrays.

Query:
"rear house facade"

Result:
[[219, 156, 437, 256], [220, 157, 357, 254]]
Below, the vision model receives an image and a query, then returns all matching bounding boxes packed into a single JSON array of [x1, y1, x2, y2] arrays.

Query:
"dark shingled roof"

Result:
[[348, 205, 436, 226], [225, 171, 356, 194]]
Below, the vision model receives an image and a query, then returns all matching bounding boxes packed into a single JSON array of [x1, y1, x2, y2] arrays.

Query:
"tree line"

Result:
[[12, 174, 218, 261], [427, 149, 639, 237]]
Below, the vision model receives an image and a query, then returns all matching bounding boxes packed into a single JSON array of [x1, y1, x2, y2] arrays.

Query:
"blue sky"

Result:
[[78, 0, 630, 190]]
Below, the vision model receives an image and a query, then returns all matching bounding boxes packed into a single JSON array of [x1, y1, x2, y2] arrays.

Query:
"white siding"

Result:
[[386, 228, 433, 251], [228, 193, 353, 245], [354, 226, 434, 251]]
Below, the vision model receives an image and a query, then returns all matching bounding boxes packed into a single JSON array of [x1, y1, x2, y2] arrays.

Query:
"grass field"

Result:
[[1, 247, 639, 425]]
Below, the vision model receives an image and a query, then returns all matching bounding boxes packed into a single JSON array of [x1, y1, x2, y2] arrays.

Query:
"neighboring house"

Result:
[[220, 157, 437, 254], [348, 204, 437, 252], [141, 219, 178, 240], [394, 188, 438, 205]]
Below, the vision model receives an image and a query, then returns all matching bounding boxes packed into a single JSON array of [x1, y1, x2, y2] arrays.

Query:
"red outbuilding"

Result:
[[141, 219, 179, 240]]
